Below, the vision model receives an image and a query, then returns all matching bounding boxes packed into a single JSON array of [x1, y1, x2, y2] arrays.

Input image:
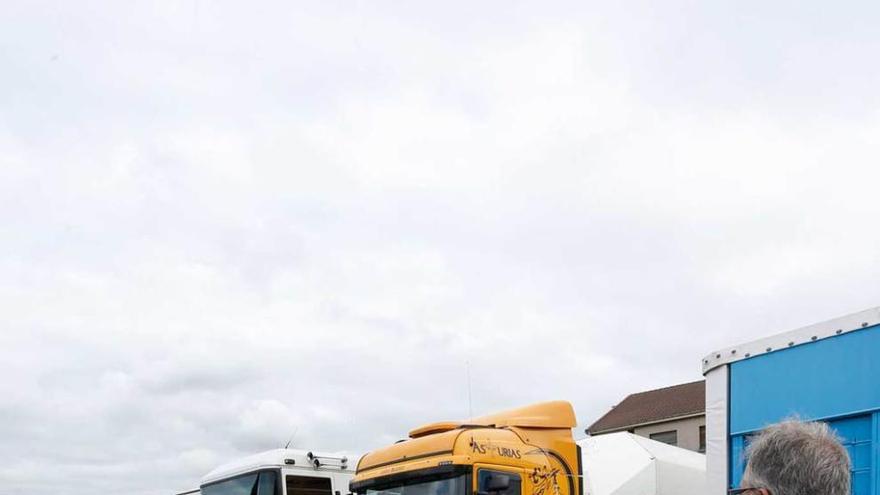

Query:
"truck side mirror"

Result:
[[482, 474, 510, 494]]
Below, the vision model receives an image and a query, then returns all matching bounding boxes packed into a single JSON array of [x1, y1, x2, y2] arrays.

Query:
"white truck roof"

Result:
[[201, 449, 356, 485], [701, 306, 880, 374]]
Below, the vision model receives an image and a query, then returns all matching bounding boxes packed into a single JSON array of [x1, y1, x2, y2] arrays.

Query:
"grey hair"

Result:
[[742, 420, 851, 495]]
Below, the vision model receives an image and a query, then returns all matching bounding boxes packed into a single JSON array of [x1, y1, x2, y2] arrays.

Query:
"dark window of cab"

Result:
[[477, 469, 521, 495], [201, 469, 280, 495]]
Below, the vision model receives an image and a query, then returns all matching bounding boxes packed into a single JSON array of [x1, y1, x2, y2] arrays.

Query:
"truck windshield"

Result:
[[366, 474, 468, 495]]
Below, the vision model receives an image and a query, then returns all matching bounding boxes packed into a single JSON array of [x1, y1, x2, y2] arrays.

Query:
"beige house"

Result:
[[585, 380, 706, 453]]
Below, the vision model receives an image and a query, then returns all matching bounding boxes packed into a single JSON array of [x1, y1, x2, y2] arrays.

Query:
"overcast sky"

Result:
[[3, 1, 880, 494]]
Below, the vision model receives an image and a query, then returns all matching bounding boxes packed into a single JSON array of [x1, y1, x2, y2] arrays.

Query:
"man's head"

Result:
[[740, 420, 851, 495]]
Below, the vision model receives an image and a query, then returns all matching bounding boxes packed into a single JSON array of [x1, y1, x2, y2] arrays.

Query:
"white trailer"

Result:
[[198, 449, 357, 495], [578, 432, 706, 495]]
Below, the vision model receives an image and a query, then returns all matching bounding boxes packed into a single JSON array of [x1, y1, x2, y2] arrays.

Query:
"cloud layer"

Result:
[[2, 1, 880, 493]]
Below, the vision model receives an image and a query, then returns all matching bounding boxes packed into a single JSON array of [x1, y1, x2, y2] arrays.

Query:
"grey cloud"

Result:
[[3, 1, 880, 494]]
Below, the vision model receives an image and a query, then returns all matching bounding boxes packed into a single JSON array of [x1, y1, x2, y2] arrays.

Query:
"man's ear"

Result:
[[756, 488, 770, 495]]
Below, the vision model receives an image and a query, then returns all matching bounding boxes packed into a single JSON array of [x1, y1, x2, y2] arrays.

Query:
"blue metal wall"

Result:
[[831, 415, 874, 495], [727, 325, 880, 495]]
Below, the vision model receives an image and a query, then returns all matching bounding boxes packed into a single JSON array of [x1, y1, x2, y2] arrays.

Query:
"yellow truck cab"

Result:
[[350, 402, 582, 495]]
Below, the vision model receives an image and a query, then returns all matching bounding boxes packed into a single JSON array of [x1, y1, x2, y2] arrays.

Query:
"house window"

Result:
[[649, 430, 678, 446], [699, 426, 706, 453]]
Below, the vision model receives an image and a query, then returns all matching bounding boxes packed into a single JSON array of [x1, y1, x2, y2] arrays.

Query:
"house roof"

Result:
[[586, 380, 705, 435]]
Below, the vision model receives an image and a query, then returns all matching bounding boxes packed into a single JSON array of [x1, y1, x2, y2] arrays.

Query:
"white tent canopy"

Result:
[[578, 432, 706, 495]]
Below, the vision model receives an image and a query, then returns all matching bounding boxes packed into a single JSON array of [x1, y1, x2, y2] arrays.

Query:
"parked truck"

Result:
[[195, 449, 356, 495], [702, 306, 880, 495], [350, 401, 583, 495]]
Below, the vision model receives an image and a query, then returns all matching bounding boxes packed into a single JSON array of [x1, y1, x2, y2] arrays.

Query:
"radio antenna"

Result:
[[284, 427, 299, 449], [466, 360, 473, 420]]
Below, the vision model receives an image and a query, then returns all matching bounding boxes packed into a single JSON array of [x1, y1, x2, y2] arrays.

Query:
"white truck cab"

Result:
[[199, 449, 357, 495]]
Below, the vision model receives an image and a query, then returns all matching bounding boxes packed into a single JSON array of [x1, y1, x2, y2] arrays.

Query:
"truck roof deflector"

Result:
[[408, 401, 577, 438]]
